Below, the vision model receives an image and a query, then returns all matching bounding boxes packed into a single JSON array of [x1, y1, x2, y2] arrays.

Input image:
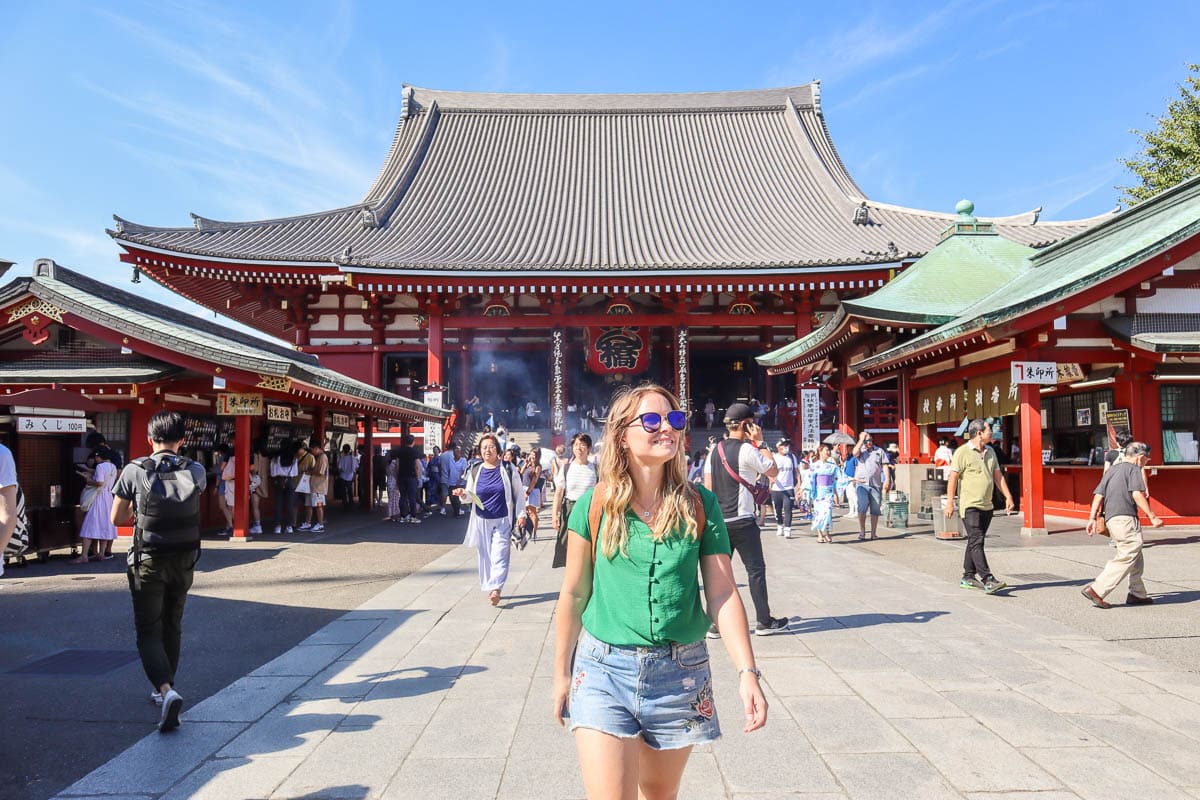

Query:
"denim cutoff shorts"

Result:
[[569, 628, 721, 749], [856, 484, 882, 516]]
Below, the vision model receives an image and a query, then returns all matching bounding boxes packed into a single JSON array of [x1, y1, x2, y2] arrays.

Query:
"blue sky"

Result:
[[1, 1, 1197, 337]]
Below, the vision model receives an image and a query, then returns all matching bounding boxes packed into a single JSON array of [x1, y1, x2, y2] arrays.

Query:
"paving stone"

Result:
[[804, 638, 899, 672], [963, 792, 1082, 799], [1128, 670, 1200, 704], [496, 756, 587, 800], [300, 616, 384, 646], [348, 672, 454, 722], [1018, 651, 1157, 696], [216, 698, 358, 759], [944, 690, 1101, 748], [884, 651, 1008, 692], [382, 756, 505, 799], [250, 643, 353, 677], [778, 696, 912, 754], [676, 752, 735, 800], [186, 674, 309, 722], [290, 658, 397, 700], [893, 717, 1063, 793], [1023, 745, 1195, 800], [407, 696, 522, 759], [1109, 691, 1200, 742], [1071, 713, 1200, 785], [840, 670, 966, 718], [823, 752, 961, 800], [710, 715, 831, 793], [160, 755, 303, 800], [58, 722, 247, 795], [272, 724, 420, 798]]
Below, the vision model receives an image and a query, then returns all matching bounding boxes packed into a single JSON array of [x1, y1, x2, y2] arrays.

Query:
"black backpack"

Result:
[[133, 455, 201, 551]]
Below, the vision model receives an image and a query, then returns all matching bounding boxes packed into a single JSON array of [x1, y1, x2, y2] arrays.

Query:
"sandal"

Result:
[[488, 590, 501, 606]]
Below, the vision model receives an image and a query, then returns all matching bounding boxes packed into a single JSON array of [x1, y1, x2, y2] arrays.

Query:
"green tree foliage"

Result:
[[1119, 64, 1200, 205]]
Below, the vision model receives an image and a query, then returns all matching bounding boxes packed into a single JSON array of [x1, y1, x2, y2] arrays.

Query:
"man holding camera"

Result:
[[851, 431, 891, 541], [704, 403, 789, 636]]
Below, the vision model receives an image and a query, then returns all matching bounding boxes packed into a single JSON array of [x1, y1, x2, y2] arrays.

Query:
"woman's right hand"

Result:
[[552, 674, 571, 726]]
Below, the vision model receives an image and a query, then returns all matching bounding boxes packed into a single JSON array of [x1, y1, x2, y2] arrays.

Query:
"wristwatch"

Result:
[[738, 666, 763, 679]]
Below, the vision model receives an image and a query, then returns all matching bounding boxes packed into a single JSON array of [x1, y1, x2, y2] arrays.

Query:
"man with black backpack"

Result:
[[704, 403, 790, 636], [111, 411, 206, 733]]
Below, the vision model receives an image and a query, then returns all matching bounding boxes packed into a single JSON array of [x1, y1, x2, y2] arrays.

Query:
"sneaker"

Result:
[[960, 577, 984, 590], [776, 524, 784, 537], [273, 525, 282, 534], [149, 690, 164, 707], [1126, 593, 1155, 606], [440, 508, 447, 516], [983, 577, 1007, 594], [249, 524, 262, 535], [158, 688, 183, 733], [705, 623, 721, 639], [285, 526, 294, 534], [783, 527, 792, 539], [409, 516, 422, 524], [754, 617, 790, 636], [311, 523, 325, 532], [297, 522, 313, 531]]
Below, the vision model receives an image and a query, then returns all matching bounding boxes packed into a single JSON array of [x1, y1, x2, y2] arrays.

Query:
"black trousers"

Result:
[[770, 490, 795, 527], [962, 508, 994, 580], [127, 550, 200, 690], [726, 517, 773, 627]]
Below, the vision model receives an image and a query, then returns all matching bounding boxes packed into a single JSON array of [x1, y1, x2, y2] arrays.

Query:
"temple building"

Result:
[[107, 84, 1106, 446], [759, 178, 1200, 528]]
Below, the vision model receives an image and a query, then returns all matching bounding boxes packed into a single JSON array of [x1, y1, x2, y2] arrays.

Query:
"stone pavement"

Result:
[[56, 517, 1200, 800]]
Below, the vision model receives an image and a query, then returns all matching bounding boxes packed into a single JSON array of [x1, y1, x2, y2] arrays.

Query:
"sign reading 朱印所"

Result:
[[216, 392, 263, 416], [1011, 361, 1058, 385]]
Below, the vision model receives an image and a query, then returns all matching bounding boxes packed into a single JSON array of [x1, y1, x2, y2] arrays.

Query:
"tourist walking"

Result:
[[1082, 441, 1163, 608], [519, 447, 544, 543], [336, 444, 357, 510], [850, 431, 890, 540], [768, 439, 799, 539], [72, 445, 119, 562], [809, 444, 838, 542], [945, 419, 1015, 594], [551, 432, 596, 568], [453, 433, 526, 606], [269, 441, 298, 534], [251, 441, 270, 535], [438, 444, 467, 517], [704, 403, 789, 635], [552, 384, 767, 800], [385, 451, 402, 520], [394, 435, 423, 523], [111, 411, 206, 733]]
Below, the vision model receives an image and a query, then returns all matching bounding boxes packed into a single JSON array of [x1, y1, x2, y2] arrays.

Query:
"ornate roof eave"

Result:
[[15, 260, 447, 423], [757, 306, 851, 374]]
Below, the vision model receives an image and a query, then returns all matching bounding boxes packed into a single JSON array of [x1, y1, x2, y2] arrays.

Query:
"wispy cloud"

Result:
[[481, 34, 514, 92], [766, 1, 970, 86], [988, 161, 1124, 219]]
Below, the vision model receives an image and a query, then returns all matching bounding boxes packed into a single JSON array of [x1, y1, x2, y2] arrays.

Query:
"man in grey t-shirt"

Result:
[[851, 431, 891, 540], [1082, 441, 1163, 609]]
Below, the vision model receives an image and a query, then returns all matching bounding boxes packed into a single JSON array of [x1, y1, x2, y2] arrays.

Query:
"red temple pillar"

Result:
[[233, 415, 251, 539], [898, 370, 918, 463], [362, 416, 375, 510], [427, 307, 444, 386], [313, 405, 326, 446], [119, 400, 155, 538], [1018, 382, 1046, 536]]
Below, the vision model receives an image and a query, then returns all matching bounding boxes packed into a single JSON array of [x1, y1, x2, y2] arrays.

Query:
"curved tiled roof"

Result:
[[111, 83, 1106, 272]]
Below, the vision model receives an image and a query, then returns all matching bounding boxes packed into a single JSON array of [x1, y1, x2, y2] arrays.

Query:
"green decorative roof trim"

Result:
[[756, 306, 848, 369]]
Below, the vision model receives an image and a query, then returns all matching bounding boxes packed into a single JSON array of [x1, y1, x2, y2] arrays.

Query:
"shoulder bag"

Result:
[[716, 442, 772, 506]]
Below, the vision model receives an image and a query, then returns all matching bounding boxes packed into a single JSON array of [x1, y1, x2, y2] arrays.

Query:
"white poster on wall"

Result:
[[423, 389, 444, 455], [800, 388, 820, 452]]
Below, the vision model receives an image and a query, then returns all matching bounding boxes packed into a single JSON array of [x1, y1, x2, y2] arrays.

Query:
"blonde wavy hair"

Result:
[[595, 383, 699, 560]]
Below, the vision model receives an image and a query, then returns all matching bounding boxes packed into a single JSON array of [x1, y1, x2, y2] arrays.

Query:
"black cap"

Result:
[[724, 403, 755, 424]]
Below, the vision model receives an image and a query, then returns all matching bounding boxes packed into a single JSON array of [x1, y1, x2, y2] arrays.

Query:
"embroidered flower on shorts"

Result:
[[690, 678, 715, 721], [574, 670, 586, 690]]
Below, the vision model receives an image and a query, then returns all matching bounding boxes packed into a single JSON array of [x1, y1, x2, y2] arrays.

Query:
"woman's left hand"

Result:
[[739, 673, 768, 732], [552, 674, 571, 726]]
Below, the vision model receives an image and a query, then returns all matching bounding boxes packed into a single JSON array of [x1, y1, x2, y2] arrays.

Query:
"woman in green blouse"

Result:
[[553, 384, 767, 799]]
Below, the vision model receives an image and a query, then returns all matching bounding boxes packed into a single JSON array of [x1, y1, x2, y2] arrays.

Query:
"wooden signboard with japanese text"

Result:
[[216, 392, 263, 416]]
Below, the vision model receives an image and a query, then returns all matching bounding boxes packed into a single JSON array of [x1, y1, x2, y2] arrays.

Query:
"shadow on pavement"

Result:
[[1147, 589, 1200, 605], [500, 591, 559, 609], [790, 610, 949, 632]]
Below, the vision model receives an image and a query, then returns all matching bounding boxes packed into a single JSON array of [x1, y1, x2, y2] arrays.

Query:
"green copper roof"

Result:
[[853, 174, 1200, 375], [842, 207, 1033, 325], [757, 306, 848, 370]]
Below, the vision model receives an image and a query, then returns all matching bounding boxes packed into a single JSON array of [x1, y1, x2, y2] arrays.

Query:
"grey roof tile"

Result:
[[110, 84, 1104, 272]]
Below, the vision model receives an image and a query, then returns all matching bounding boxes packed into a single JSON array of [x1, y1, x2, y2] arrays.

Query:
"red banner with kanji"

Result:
[[585, 326, 650, 376]]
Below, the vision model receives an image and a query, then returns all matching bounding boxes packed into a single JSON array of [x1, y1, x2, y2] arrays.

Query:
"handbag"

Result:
[[79, 485, 99, 512], [716, 442, 772, 506], [294, 473, 311, 494], [1094, 503, 1109, 537]]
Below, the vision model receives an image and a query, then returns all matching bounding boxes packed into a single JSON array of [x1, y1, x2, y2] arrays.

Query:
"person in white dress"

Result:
[[73, 446, 118, 563]]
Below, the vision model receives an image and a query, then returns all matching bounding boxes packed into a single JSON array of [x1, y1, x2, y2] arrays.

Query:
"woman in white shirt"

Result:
[[768, 440, 799, 539]]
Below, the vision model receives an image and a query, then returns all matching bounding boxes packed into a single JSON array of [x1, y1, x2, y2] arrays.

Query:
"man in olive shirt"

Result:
[[945, 418, 1014, 594], [1082, 441, 1163, 608]]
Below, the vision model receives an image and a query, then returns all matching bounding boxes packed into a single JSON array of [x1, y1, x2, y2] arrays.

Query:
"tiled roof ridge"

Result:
[[401, 83, 819, 112]]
